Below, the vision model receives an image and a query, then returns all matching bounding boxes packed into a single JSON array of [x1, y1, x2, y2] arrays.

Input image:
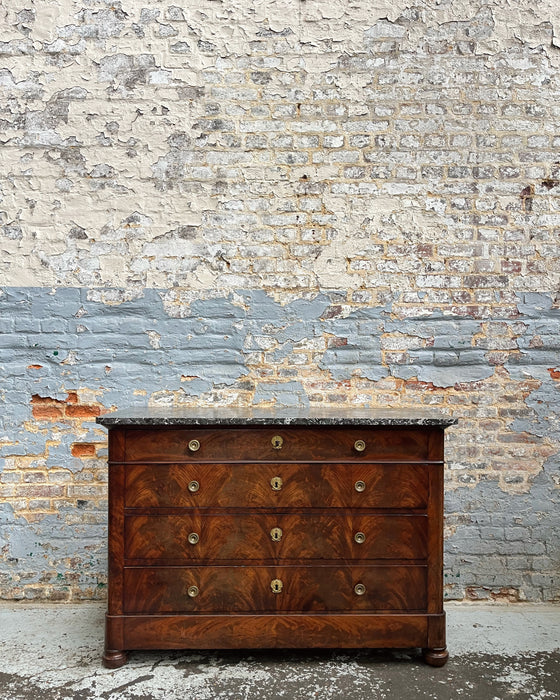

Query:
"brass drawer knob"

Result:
[[270, 476, 283, 491], [271, 435, 284, 450], [354, 439, 366, 453], [188, 532, 199, 545], [354, 531, 366, 544], [354, 583, 366, 596], [187, 585, 199, 598], [271, 579, 283, 593], [188, 439, 200, 452], [270, 527, 283, 542], [188, 480, 200, 493], [355, 480, 366, 492]]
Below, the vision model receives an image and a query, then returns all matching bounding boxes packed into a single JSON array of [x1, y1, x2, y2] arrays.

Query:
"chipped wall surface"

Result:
[[0, 0, 559, 602]]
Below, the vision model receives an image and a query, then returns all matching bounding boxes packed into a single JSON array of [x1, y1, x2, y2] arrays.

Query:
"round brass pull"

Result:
[[271, 435, 284, 450], [354, 583, 366, 596], [270, 476, 283, 491], [271, 579, 283, 593], [354, 531, 366, 544], [188, 532, 199, 545], [354, 439, 366, 453], [270, 527, 283, 542], [187, 585, 199, 598], [188, 439, 200, 452], [355, 480, 366, 493], [188, 480, 200, 493]]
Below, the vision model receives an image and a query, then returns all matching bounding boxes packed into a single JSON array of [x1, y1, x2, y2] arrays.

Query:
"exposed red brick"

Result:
[[327, 337, 348, 348], [16, 485, 64, 498], [497, 433, 539, 444], [453, 379, 488, 391], [501, 260, 522, 274], [27, 365, 43, 370], [416, 244, 434, 257], [66, 392, 79, 404], [479, 420, 504, 430], [322, 305, 343, 319], [465, 586, 483, 601], [31, 395, 60, 406], [32, 405, 64, 420], [548, 368, 560, 380], [486, 351, 509, 365], [65, 405, 101, 418], [326, 393, 348, 402], [31, 395, 66, 421], [404, 380, 438, 392], [46, 590, 71, 602], [71, 443, 96, 458]]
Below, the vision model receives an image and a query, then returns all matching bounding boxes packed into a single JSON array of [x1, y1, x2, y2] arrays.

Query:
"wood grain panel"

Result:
[[123, 565, 427, 613], [124, 513, 427, 561], [107, 462, 125, 615], [124, 462, 429, 509], [122, 613, 431, 649], [122, 426, 429, 462], [427, 461, 444, 614]]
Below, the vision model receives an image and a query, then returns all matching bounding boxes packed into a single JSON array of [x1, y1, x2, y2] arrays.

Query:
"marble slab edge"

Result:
[[96, 408, 457, 428]]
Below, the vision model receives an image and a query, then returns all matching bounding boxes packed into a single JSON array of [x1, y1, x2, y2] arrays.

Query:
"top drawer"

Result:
[[121, 426, 435, 463]]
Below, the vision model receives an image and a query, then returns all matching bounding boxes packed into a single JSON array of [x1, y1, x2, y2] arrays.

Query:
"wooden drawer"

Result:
[[124, 462, 429, 509], [122, 426, 432, 463], [123, 565, 428, 613], [124, 513, 427, 561]]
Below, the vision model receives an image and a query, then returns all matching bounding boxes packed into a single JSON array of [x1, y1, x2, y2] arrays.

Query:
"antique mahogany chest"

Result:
[[97, 408, 456, 668]]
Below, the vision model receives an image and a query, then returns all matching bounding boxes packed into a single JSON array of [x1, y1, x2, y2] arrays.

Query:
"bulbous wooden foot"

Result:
[[103, 650, 128, 668], [423, 647, 449, 667]]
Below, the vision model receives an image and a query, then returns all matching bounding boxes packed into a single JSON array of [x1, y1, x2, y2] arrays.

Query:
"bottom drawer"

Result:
[[123, 565, 427, 613]]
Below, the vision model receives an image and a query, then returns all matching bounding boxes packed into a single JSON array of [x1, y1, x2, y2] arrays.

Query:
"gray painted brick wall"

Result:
[[0, 287, 558, 600]]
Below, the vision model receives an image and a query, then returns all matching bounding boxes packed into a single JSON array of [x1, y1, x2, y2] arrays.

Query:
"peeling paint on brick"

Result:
[[444, 458, 560, 602], [1, 286, 559, 599]]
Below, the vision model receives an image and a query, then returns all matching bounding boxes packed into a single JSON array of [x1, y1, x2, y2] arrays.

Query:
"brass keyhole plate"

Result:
[[271, 435, 284, 450], [270, 527, 283, 542], [271, 579, 283, 593], [271, 476, 283, 491]]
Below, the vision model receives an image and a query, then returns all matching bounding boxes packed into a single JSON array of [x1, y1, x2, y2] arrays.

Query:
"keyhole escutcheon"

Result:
[[271, 435, 284, 450]]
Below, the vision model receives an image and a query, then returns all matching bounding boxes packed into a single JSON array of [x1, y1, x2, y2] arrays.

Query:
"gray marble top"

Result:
[[96, 406, 457, 428]]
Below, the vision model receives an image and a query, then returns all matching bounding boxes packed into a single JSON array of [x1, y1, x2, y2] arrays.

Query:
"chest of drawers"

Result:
[[97, 408, 456, 668]]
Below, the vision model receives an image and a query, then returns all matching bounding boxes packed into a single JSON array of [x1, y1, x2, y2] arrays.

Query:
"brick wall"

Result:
[[1, 0, 559, 601]]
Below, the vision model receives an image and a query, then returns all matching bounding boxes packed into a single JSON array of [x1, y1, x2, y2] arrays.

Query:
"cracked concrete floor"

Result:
[[0, 603, 559, 699]]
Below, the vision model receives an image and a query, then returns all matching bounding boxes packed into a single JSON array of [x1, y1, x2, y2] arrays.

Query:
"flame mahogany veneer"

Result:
[[97, 410, 455, 668]]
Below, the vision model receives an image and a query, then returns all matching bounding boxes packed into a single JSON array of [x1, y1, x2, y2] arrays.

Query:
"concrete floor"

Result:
[[0, 603, 558, 699]]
